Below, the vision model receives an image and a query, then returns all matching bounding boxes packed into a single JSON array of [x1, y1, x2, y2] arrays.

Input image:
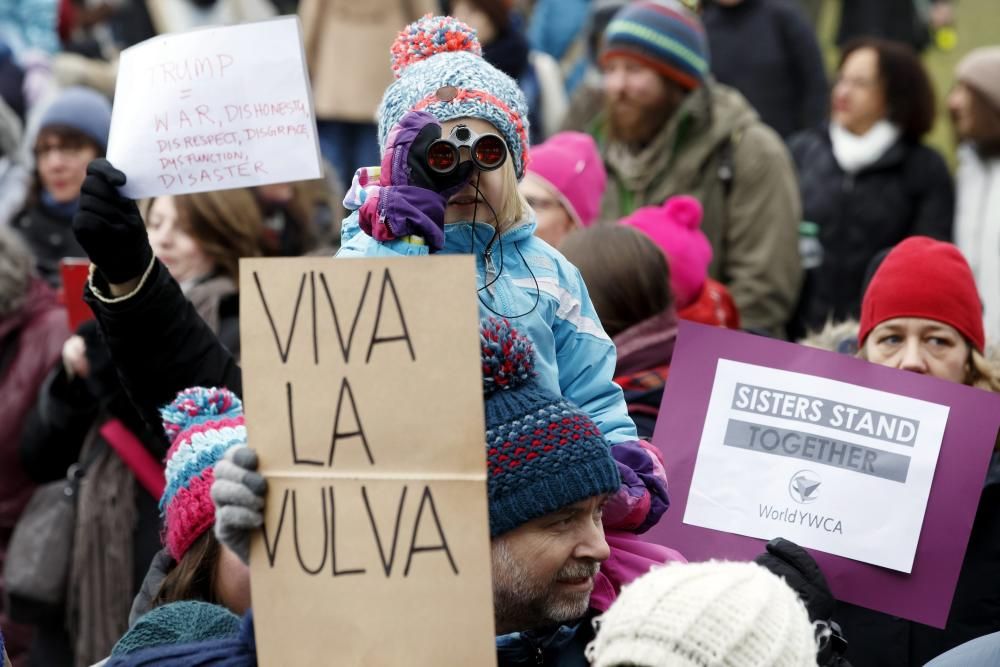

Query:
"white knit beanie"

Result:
[[586, 561, 818, 667]]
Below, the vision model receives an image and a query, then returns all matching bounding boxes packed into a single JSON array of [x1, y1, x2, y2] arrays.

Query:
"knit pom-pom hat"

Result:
[[859, 236, 985, 353], [379, 15, 530, 178], [620, 195, 712, 310], [111, 601, 241, 656], [586, 561, 818, 667], [601, 0, 710, 91], [160, 387, 246, 561], [481, 317, 620, 537]]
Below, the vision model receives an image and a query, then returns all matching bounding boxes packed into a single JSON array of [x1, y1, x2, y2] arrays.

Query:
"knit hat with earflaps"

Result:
[[482, 317, 621, 537], [378, 15, 530, 178]]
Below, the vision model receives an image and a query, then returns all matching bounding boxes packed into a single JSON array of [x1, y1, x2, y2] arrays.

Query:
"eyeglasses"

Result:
[[34, 143, 90, 160]]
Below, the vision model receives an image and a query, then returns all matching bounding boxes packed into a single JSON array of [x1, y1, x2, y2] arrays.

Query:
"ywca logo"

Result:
[[789, 470, 822, 504]]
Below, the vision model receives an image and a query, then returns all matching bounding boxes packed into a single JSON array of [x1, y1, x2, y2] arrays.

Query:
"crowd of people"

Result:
[[0, 0, 999, 665]]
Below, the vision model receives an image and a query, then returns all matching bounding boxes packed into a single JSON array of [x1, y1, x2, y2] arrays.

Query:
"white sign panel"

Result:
[[107, 16, 321, 198], [683, 359, 949, 573]]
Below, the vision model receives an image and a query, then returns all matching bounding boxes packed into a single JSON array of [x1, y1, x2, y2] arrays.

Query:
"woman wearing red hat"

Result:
[[857, 236, 999, 390], [837, 236, 1000, 666]]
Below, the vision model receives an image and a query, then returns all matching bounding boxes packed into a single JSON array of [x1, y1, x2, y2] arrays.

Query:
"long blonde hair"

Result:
[[493, 153, 527, 231]]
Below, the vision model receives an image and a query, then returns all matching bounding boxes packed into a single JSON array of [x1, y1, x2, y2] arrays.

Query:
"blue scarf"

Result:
[[41, 190, 80, 218]]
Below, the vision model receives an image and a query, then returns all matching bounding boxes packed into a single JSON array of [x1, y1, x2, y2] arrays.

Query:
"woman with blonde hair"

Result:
[[143, 189, 263, 357], [838, 236, 1000, 665]]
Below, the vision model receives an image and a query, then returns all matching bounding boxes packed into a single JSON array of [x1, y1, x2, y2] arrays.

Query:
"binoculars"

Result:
[[425, 124, 507, 175]]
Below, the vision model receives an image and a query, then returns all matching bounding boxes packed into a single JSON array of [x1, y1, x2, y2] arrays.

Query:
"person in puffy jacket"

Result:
[[788, 38, 953, 338]]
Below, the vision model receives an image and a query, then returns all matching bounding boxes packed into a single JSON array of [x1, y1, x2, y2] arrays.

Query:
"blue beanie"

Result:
[[601, 0, 710, 90], [111, 601, 242, 656], [481, 318, 620, 537], [378, 15, 530, 178], [38, 86, 112, 151]]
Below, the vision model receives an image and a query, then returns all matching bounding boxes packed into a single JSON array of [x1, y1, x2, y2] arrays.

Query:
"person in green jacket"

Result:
[[592, 0, 803, 337]]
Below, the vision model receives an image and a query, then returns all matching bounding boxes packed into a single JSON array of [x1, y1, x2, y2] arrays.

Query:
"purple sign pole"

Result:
[[644, 321, 1000, 628]]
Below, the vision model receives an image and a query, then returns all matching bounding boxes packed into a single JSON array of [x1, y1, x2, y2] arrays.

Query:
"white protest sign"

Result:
[[107, 16, 321, 198], [683, 359, 949, 573]]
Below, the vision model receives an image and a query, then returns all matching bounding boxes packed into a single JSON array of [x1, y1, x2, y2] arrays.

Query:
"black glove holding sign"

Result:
[[755, 538, 851, 667], [72, 159, 153, 285]]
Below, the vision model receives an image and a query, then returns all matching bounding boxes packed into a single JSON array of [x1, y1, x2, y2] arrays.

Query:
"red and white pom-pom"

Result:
[[480, 317, 535, 396], [390, 14, 482, 79]]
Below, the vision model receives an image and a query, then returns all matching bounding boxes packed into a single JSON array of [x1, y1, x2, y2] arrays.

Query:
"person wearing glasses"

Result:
[[12, 86, 110, 288]]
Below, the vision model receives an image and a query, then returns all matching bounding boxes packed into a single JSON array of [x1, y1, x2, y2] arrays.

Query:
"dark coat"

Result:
[[83, 260, 241, 439], [835, 453, 1000, 667], [837, 0, 930, 52], [788, 128, 954, 335], [12, 204, 86, 288], [703, 0, 828, 139], [496, 616, 595, 667], [0, 278, 68, 661]]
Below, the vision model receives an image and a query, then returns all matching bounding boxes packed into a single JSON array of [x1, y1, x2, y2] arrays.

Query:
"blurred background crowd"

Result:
[[0, 0, 998, 666]]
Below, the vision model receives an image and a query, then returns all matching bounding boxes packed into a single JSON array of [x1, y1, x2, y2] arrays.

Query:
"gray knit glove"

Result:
[[211, 446, 267, 565]]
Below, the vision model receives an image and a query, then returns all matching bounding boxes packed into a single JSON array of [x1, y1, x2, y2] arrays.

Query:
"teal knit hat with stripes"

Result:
[[601, 0, 710, 90]]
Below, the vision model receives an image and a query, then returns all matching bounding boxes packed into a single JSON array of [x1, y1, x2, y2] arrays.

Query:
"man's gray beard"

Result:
[[491, 538, 599, 635]]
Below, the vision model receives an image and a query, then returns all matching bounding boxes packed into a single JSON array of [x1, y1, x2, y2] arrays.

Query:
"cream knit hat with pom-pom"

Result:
[[587, 560, 818, 667]]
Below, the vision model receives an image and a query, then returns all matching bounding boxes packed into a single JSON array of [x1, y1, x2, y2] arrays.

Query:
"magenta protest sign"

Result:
[[644, 321, 1000, 628]]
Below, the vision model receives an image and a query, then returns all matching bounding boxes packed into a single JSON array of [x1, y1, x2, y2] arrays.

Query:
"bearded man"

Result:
[[594, 0, 802, 337]]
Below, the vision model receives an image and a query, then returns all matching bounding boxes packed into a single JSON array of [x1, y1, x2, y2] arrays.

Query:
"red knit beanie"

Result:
[[859, 236, 985, 353]]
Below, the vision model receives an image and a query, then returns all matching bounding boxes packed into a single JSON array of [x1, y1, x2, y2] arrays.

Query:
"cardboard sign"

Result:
[[59, 259, 95, 332], [239, 257, 496, 665], [107, 16, 321, 198], [645, 321, 1000, 627]]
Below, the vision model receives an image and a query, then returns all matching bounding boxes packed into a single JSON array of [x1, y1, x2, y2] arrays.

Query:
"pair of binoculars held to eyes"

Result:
[[425, 124, 507, 175]]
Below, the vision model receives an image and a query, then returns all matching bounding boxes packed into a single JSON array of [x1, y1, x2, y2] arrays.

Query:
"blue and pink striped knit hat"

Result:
[[159, 387, 246, 561], [601, 0, 710, 91], [481, 318, 620, 536], [378, 15, 530, 178]]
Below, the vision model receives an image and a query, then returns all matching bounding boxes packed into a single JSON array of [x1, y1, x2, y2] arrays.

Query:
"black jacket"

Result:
[[835, 453, 1000, 667], [83, 260, 242, 439], [12, 204, 86, 288], [788, 128, 953, 335], [837, 0, 931, 52], [703, 0, 828, 139]]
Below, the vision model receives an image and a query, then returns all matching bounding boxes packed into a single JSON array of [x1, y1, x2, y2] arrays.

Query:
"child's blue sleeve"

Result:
[[550, 264, 638, 444], [336, 211, 431, 258]]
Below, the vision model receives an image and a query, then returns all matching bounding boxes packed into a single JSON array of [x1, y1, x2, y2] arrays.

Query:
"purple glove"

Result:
[[359, 111, 472, 252], [602, 440, 670, 534]]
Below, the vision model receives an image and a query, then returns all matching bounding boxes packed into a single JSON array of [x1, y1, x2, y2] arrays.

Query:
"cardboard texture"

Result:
[[240, 256, 496, 665], [646, 321, 1000, 628], [107, 16, 321, 198]]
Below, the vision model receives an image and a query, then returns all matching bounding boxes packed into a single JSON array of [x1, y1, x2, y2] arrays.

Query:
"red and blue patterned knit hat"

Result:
[[378, 15, 530, 178], [601, 0, 710, 91], [160, 387, 246, 561], [481, 318, 620, 537]]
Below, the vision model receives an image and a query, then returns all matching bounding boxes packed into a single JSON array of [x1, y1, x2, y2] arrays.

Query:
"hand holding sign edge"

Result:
[[73, 158, 154, 285]]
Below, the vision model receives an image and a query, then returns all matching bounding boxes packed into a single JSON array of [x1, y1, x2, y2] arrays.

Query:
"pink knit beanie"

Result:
[[525, 131, 607, 228], [159, 387, 246, 561], [620, 195, 712, 309]]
